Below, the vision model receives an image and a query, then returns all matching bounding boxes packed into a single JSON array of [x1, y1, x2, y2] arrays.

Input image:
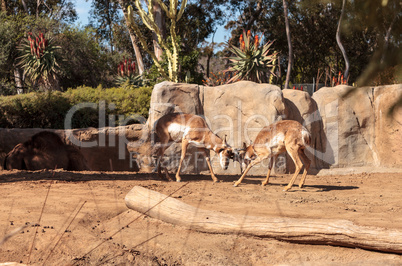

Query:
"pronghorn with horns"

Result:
[[153, 113, 234, 182], [234, 120, 311, 191]]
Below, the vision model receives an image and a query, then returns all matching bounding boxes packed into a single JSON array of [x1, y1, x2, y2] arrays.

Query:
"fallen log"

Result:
[[125, 186, 402, 254]]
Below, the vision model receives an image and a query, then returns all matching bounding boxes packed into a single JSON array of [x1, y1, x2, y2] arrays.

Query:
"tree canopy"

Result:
[[0, 0, 400, 95]]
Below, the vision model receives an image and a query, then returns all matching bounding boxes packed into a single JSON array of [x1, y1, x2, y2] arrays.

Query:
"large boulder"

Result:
[[202, 81, 286, 175], [145, 81, 286, 175], [282, 89, 326, 173], [147, 82, 203, 130], [312, 84, 402, 169], [0, 125, 144, 171], [373, 85, 402, 167], [144, 82, 402, 176]]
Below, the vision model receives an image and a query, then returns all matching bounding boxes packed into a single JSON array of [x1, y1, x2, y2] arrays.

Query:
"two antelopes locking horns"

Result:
[[153, 112, 311, 191]]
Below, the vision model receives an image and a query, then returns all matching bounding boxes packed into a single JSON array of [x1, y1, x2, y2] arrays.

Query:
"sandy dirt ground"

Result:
[[0, 170, 401, 265]]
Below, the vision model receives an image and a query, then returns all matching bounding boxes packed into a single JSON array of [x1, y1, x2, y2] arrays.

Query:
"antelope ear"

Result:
[[242, 142, 247, 150]]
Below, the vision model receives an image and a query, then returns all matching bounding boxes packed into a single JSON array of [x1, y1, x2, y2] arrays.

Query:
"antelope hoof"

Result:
[[233, 182, 240, 187], [283, 186, 291, 192], [261, 182, 267, 186]]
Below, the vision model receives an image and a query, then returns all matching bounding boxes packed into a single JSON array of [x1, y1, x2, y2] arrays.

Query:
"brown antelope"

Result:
[[153, 113, 233, 182], [233, 120, 311, 191]]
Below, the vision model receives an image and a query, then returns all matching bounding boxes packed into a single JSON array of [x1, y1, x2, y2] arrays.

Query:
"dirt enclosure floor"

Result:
[[0, 170, 401, 265]]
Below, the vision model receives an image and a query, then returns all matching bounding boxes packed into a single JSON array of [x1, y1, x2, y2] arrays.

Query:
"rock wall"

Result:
[[147, 81, 286, 175], [146, 82, 402, 175], [0, 125, 144, 171], [312, 85, 402, 169], [0, 82, 400, 174]]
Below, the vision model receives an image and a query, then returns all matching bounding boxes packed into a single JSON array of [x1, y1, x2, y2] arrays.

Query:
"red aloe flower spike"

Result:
[[247, 30, 251, 37], [241, 40, 245, 51], [254, 35, 259, 47], [301, 86, 303, 91], [120, 63, 124, 76], [293, 86, 295, 90]]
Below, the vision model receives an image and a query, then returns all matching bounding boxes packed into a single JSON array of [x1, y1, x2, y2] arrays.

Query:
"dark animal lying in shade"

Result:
[[3, 131, 90, 171]]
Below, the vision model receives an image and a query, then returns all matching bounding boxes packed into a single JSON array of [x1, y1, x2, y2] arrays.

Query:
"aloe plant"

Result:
[[18, 32, 61, 90], [114, 58, 143, 87], [226, 30, 277, 84]]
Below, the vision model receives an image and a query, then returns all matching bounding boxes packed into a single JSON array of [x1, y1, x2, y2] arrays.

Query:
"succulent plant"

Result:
[[226, 29, 277, 84], [114, 58, 143, 87], [18, 32, 61, 90], [202, 71, 233, 86], [126, 0, 187, 82]]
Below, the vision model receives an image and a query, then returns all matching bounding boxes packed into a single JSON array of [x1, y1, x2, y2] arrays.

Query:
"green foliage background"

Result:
[[0, 86, 152, 129]]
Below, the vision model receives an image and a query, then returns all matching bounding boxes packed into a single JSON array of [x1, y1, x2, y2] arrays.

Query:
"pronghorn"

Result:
[[153, 113, 233, 182], [233, 120, 311, 191]]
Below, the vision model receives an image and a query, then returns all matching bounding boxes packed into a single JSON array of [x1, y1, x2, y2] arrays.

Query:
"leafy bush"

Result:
[[0, 91, 70, 128], [0, 86, 153, 129]]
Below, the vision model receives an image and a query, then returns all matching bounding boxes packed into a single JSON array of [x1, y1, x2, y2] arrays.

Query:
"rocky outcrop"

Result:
[[0, 125, 144, 171], [373, 86, 402, 167], [1, 82, 400, 174], [312, 84, 402, 169], [146, 81, 286, 175], [146, 82, 401, 175]]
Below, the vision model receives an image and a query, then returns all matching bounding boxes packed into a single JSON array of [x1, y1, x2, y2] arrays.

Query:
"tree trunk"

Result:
[[336, 0, 349, 79], [206, 30, 216, 78], [118, 0, 145, 74], [21, 0, 28, 13], [245, 0, 263, 31], [13, 66, 23, 94], [107, 0, 114, 53], [36, 0, 41, 18], [277, 55, 282, 88], [125, 186, 402, 254], [1, 0, 7, 13], [283, 0, 293, 89], [152, 0, 165, 61]]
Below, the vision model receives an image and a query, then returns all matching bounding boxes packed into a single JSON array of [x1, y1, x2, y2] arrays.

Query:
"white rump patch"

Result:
[[301, 129, 310, 146], [168, 123, 189, 141], [268, 133, 285, 147]]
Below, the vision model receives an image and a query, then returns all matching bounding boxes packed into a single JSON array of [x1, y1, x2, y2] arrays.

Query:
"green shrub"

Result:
[[0, 91, 71, 128], [0, 86, 153, 129]]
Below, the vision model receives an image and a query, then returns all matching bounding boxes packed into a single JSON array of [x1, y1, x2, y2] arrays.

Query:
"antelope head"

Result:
[[240, 141, 257, 170], [217, 135, 233, 170]]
